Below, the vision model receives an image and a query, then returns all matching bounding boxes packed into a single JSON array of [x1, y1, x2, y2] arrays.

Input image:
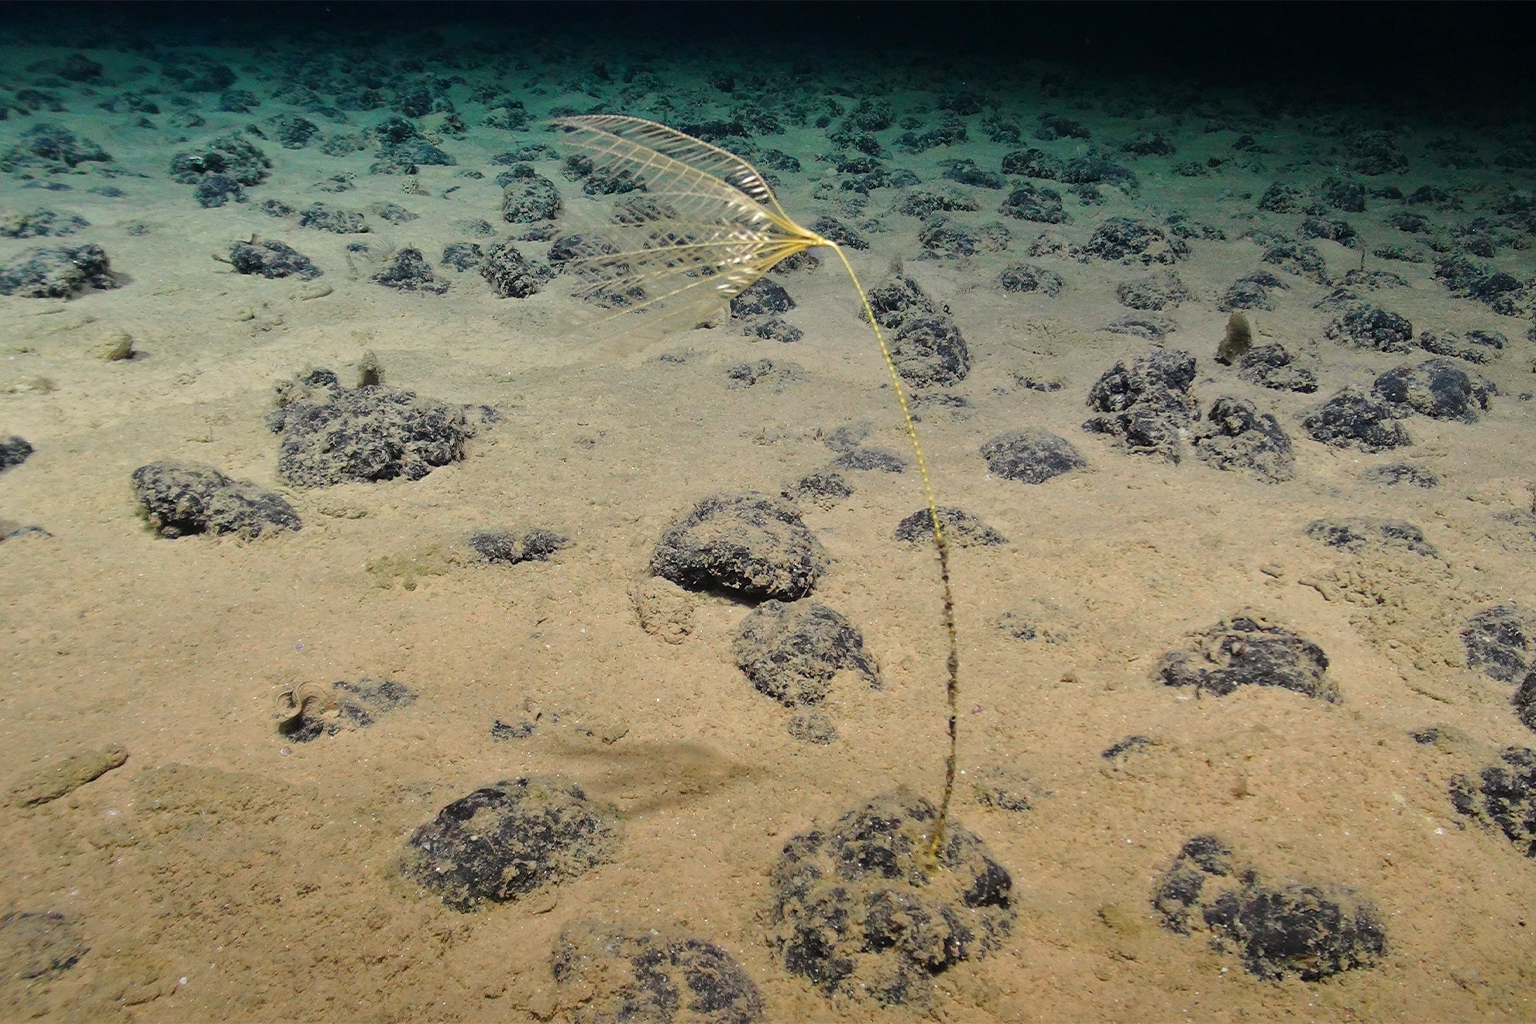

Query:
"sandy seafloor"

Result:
[[2, 4, 1536, 1021]]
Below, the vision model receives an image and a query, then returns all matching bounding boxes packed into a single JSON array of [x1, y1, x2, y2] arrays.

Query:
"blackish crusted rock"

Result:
[[1, 436, 34, 471], [440, 242, 484, 271], [1116, 271, 1190, 311], [0, 123, 112, 175], [1302, 389, 1412, 452], [468, 528, 568, 565], [651, 492, 827, 601], [268, 370, 477, 487], [1462, 605, 1535, 682], [298, 203, 367, 233], [889, 314, 970, 387], [734, 600, 879, 706], [730, 278, 795, 317], [1083, 349, 1198, 462], [894, 507, 1006, 547], [1449, 747, 1536, 856], [1152, 836, 1386, 980], [1190, 397, 1294, 483], [999, 183, 1068, 224], [131, 460, 301, 539], [980, 429, 1085, 484], [373, 247, 448, 294], [500, 166, 562, 224], [1362, 462, 1437, 488], [1236, 344, 1317, 393], [1325, 305, 1414, 352], [551, 921, 765, 1024], [770, 791, 1014, 1006], [277, 679, 416, 742], [1075, 217, 1188, 266], [1159, 616, 1336, 702], [229, 239, 321, 279], [1419, 329, 1505, 364], [1218, 271, 1287, 312], [169, 135, 270, 187], [1304, 517, 1438, 557], [997, 263, 1063, 296], [0, 208, 88, 238], [478, 241, 553, 298], [864, 274, 937, 331], [0, 244, 116, 298], [1371, 359, 1492, 422], [402, 777, 619, 912]]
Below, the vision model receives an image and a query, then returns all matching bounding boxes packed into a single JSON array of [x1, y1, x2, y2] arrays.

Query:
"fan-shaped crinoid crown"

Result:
[[549, 114, 830, 335]]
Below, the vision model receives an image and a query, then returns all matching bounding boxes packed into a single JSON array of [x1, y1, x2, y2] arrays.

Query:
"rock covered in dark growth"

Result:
[[1363, 462, 1437, 488], [1190, 397, 1294, 483], [499, 165, 562, 224], [1159, 616, 1336, 702], [0, 123, 112, 175], [889, 314, 970, 387], [1083, 349, 1199, 462], [1152, 836, 1386, 981], [1218, 271, 1288, 312], [267, 369, 478, 487], [0, 244, 116, 298], [193, 174, 245, 208], [440, 242, 484, 271], [1116, 271, 1190, 310], [1513, 673, 1536, 735], [468, 528, 568, 565], [894, 506, 1006, 547], [1, 436, 34, 471], [1325, 305, 1415, 352], [730, 277, 795, 317], [373, 247, 448, 293], [1305, 517, 1437, 557], [160, 52, 238, 92], [1371, 359, 1492, 422], [0, 208, 88, 238], [1236, 344, 1317, 393], [1450, 747, 1536, 856], [980, 429, 1086, 483], [298, 203, 368, 233], [1302, 389, 1412, 452], [228, 239, 320, 279], [169, 135, 271, 187], [734, 600, 879, 707], [478, 241, 553, 298], [402, 777, 619, 912], [863, 273, 936, 331], [770, 791, 1014, 1006], [1419, 329, 1505, 364], [1075, 217, 1188, 266], [131, 461, 301, 539], [551, 921, 765, 1024], [999, 182, 1068, 224], [651, 492, 827, 601], [997, 263, 1063, 296], [371, 117, 456, 174], [1462, 605, 1535, 682]]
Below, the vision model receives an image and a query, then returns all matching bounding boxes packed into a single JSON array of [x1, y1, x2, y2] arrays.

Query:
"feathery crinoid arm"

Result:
[[550, 114, 825, 336], [554, 114, 799, 227]]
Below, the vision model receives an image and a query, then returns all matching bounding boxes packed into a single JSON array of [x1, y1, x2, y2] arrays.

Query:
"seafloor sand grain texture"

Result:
[[2, 4, 1536, 1021]]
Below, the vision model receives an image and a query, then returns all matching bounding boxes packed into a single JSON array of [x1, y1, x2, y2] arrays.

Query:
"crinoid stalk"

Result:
[[552, 114, 961, 863]]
